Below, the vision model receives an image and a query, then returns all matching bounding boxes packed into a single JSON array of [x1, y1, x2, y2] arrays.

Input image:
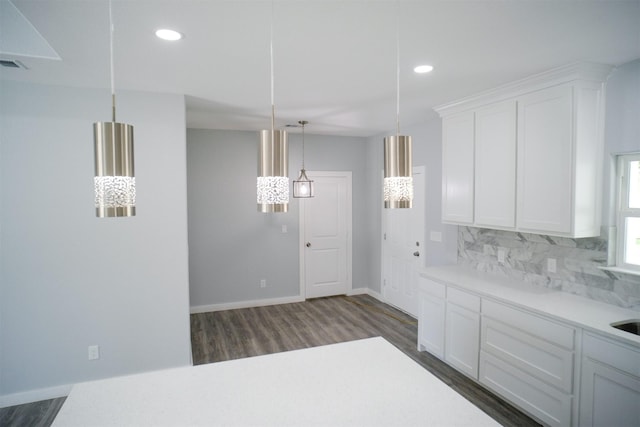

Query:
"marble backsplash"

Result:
[[458, 226, 640, 311]]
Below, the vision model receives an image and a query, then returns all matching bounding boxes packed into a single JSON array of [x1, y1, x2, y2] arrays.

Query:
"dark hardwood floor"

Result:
[[0, 396, 66, 427], [1, 294, 541, 426]]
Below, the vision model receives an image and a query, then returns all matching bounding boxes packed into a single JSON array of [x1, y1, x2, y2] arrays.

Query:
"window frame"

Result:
[[615, 153, 640, 272]]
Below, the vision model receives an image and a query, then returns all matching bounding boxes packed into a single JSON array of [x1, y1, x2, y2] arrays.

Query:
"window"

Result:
[[616, 153, 640, 272]]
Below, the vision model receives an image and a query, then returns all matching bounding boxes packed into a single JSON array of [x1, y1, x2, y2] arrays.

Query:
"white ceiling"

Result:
[[1, 0, 639, 137]]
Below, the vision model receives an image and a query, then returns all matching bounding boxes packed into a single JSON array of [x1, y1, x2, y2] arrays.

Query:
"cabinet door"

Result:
[[442, 112, 474, 224], [418, 291, 445, 359], [579, 358, 640, 427], [445, 302, 480, 379], [580, 332, 640, 427], [517, 85, 573, 234], [475, 100, 516, 228]]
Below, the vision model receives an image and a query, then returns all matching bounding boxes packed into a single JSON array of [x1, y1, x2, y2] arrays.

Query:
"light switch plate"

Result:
[[430, 231, 442, 242], [88, 345, 100, 361]]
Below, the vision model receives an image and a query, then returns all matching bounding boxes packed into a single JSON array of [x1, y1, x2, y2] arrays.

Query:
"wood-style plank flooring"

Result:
[[0, 396, 66, 427], [1, 294, 541, 426]]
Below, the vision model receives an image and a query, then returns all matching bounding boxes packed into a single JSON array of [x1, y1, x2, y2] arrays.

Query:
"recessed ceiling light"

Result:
[[155, 29, 183, 41], [414, 65, 434, 74]]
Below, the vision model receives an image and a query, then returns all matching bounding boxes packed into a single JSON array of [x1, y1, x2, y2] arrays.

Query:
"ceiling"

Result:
[[1, 0, 639, 137]]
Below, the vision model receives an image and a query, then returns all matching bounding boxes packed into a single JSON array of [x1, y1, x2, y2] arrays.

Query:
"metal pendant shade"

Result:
[[384, 4, 413, 209], [257, 129, 289, 212], [94, 121, 135, 217], [257, 2, 288, 213], [384, 135, 413, 209], [293, 120, 314, 198], [93, 0, 135, 218]]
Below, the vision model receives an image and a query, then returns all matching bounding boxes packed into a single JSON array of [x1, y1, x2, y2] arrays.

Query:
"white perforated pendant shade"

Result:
[[384, 135, 413, 209], [257, 129, 289, 213], [94, 121, 136, 217]]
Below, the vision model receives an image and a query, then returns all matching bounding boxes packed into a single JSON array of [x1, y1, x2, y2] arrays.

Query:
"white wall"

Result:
[[0, 81, 192, 406], [365, 120, 458, 294], [187, 129, 369, 309]]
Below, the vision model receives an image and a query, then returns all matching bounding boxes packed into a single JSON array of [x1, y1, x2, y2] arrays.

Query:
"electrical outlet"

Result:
[[497, 249, 506, 264], [547, 258, 557, 273], [281, 225, 287, 233], [88, 345, 100, 361], [260, 279, 266, 288]]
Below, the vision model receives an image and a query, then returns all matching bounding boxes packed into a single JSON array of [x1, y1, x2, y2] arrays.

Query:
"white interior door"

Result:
[[382, 166, 425, 316], [300, 171, 352, 299]]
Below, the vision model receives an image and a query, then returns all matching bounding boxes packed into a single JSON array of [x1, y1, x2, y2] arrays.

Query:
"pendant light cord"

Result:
[[301, 122, 305, 169], [395, 1, 400, 138], [108, 0, 116, 122], [270, 1, 275, 134]]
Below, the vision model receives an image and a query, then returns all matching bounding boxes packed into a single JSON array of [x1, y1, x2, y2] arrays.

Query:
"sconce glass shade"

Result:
[[257, 129, 288, 212], [94, 121, 136, 217], [384, 135, 413, 209], [293, 169, 314, 198]]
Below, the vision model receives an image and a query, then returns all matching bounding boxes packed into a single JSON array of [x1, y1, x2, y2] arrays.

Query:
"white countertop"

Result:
[[421, 265, 640, 348], [52, 337, 500, 427]]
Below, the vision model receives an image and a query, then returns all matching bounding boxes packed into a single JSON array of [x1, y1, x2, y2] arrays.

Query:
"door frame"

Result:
[[299, 171, 353, 299]]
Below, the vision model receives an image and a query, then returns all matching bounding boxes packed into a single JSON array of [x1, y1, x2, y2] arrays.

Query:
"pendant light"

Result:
[[293, 120, 314, 198], [257, 2, 288, 213], [93, 0, 135, 218], [383, 3, 413, 209]]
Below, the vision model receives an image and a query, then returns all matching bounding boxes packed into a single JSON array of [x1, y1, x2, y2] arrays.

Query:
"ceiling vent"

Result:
[[0, 59, 27, 69]]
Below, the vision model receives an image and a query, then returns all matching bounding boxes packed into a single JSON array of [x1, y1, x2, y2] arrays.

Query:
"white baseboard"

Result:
[[190, 295, 305, 314], [190, 288, 384, 314], [348, 287, 383, 302], [0, 384, 72, 408]]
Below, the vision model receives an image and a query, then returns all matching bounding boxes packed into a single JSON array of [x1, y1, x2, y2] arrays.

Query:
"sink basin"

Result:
[[611, 320, 640, 336]]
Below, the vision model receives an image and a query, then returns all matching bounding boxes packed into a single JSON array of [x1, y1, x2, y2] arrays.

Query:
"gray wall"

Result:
[[365, 120, 459, 294], [187, 129, 369, 308], [0, 82, 192, 402]]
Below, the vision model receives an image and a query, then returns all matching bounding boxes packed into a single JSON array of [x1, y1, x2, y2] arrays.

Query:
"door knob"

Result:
[[306, 242, 311, 248], [413, 251, 420, 257]]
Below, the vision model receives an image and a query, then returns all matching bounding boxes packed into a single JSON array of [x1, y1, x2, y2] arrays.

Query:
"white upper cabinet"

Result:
[[435, 62, 612, 238], [517, 85, 574, 234], [442, 112, 475, 224], [475, 100, 517, 229]]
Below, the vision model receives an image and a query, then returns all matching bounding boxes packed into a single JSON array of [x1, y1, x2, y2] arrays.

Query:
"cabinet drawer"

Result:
[[583, 332, 640, 377], [481, 317, 574, 392], [447, 287, 480, 312], [483, 299, 575, 349], [419, 276, 445, 299], [480, 351, 572, 427]]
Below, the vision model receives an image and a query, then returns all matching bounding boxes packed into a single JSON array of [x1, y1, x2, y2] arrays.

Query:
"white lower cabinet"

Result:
[[417, 277, 445, 359], [418, 279, 481, 378], [445, 288, 480, 379], [579, 332, 640, 427], [480, 300, 576, 426], [417, 274, 640, 427]]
